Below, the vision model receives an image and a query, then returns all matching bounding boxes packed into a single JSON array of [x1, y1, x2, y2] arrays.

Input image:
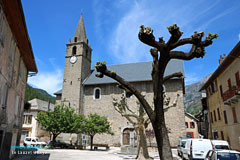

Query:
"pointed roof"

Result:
[[73, 14, 88, 43]]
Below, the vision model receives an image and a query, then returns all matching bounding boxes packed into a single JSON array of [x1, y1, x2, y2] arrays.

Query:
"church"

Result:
[[54, 14, 186, 147]]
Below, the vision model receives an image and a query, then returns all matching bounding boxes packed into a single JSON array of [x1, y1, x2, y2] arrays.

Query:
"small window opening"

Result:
[[74, 37, 77, 42], [94, 88, 101, 99], [72, 46, 77, 56], [125, 91, 133, 98]]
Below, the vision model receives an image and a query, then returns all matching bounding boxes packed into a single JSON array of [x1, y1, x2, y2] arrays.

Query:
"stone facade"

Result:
[[0, 1, 37, 159], [83, 80, 185, 147]]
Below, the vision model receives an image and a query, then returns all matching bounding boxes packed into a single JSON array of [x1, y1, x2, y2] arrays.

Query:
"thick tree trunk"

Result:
[[136, 125, 150, 160], [90, 135, 94, 150], [153, 62, 173, 160], [52, 134, 57, 142], [153, 120, 173, 160]]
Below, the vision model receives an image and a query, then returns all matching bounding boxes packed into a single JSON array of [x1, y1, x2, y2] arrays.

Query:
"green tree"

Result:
[[84, 113, 113, 150], [36, 105, 85, 143], [94, 24, 217, 160]]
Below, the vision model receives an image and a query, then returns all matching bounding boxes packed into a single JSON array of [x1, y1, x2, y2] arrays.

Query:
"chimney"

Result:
[[219, 54, 227, 64]]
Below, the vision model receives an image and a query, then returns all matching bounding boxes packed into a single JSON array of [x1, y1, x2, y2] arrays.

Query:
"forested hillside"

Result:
[[25, 84, 56, 104], [184, 74, 211, 115]]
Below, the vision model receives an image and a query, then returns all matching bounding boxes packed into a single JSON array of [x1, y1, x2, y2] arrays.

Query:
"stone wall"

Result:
[[83, 79, 186, 147]]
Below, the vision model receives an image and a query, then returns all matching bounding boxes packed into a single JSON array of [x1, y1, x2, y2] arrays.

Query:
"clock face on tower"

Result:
[[70, 56, 77, 64]]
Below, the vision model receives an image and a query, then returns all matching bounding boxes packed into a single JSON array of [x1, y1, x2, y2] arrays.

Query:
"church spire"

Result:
[[73, 13, 88, 44]]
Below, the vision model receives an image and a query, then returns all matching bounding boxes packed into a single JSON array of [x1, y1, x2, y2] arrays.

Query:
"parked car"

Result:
[[23, 137, 46, 147], [182, 138, 213, 160], [205, 149, 240, 160], [177, 137, 188, 157], [211, 140, 230, 150], [47, 140, 70, 149]]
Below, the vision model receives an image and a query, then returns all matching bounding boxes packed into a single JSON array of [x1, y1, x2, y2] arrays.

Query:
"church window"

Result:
[[94, 88, 101, 100], [72, 46, 77, 56], [74, 37, 77, 42]]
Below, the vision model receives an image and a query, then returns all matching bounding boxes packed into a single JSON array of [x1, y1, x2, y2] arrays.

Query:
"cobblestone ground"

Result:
[[11, 147, 181, 160]]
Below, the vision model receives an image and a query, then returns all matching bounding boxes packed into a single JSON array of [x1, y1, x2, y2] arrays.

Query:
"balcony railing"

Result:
[[222, 84, 240, 105]]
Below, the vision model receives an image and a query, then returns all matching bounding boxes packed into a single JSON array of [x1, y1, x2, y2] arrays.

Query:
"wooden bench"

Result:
[[92, 144, 109, 150]]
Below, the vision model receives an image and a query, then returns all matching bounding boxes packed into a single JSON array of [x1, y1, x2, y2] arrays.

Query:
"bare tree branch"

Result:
[[138, 25, 165, 51], [163, 72, 183, 83], [95, 62, 155, 122], [169, 31, 218, 51]]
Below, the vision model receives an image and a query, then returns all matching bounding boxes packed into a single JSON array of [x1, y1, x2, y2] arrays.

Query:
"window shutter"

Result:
[[235, 71, 240, 86], [217, 108, 221, 120], [223, 110, 228, 124], [210, 112, 213, 123], [232, 107, 238, 123], [214, 110, 217, 121], [228, 79, 232, 90], [220, 85, 223, 97]]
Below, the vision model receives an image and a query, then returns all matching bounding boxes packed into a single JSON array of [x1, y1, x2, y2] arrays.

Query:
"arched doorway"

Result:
[[122, 128, 130, 145], [122, 128, 135, 146]]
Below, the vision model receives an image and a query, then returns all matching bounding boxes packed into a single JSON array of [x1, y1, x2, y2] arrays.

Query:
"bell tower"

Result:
[[61, 14, 92, 114]]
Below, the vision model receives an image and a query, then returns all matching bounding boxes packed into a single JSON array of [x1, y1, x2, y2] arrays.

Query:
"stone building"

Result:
[[0, 0, 38, 159], [21, 99, 54, 143], [55, 14, 186, 147], [200, 41, 240, 150]]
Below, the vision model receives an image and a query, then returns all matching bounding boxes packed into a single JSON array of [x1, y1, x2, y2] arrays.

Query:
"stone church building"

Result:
[[54, 15, 186, 147]]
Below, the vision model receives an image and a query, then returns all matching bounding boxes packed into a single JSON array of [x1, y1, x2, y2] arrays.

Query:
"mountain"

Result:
[[184, 74, 211, 115], [25, 84, 56, 104]]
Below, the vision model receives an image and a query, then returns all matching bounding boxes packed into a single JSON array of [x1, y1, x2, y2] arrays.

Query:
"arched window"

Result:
[[124, 90, 133, 98], [93, 88, 101, 100], [74, 37, 77, 42], [72, 46, 76, 56]]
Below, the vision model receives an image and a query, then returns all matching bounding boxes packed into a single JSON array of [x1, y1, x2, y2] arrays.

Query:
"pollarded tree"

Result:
[[94, 24, 218, 160], [113, 92, 179, 159], [84, 113, 114, 150]]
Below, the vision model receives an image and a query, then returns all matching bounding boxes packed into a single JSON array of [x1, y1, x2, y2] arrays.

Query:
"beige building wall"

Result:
[[185, 114, 199, 138], [217, 58, 240, 151], [203, 43, 240, 151], [206, 79, 228, 141], [83, 80, 186, 147]]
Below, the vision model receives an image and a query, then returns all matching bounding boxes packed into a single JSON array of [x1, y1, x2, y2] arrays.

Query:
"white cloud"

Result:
[[108, 0, 218, 64], [28, 69, 63, 95], [107, 0, 234, 64]]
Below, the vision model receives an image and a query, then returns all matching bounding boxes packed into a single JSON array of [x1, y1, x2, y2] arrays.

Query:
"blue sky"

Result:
[[22, 0, 240, 95]]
